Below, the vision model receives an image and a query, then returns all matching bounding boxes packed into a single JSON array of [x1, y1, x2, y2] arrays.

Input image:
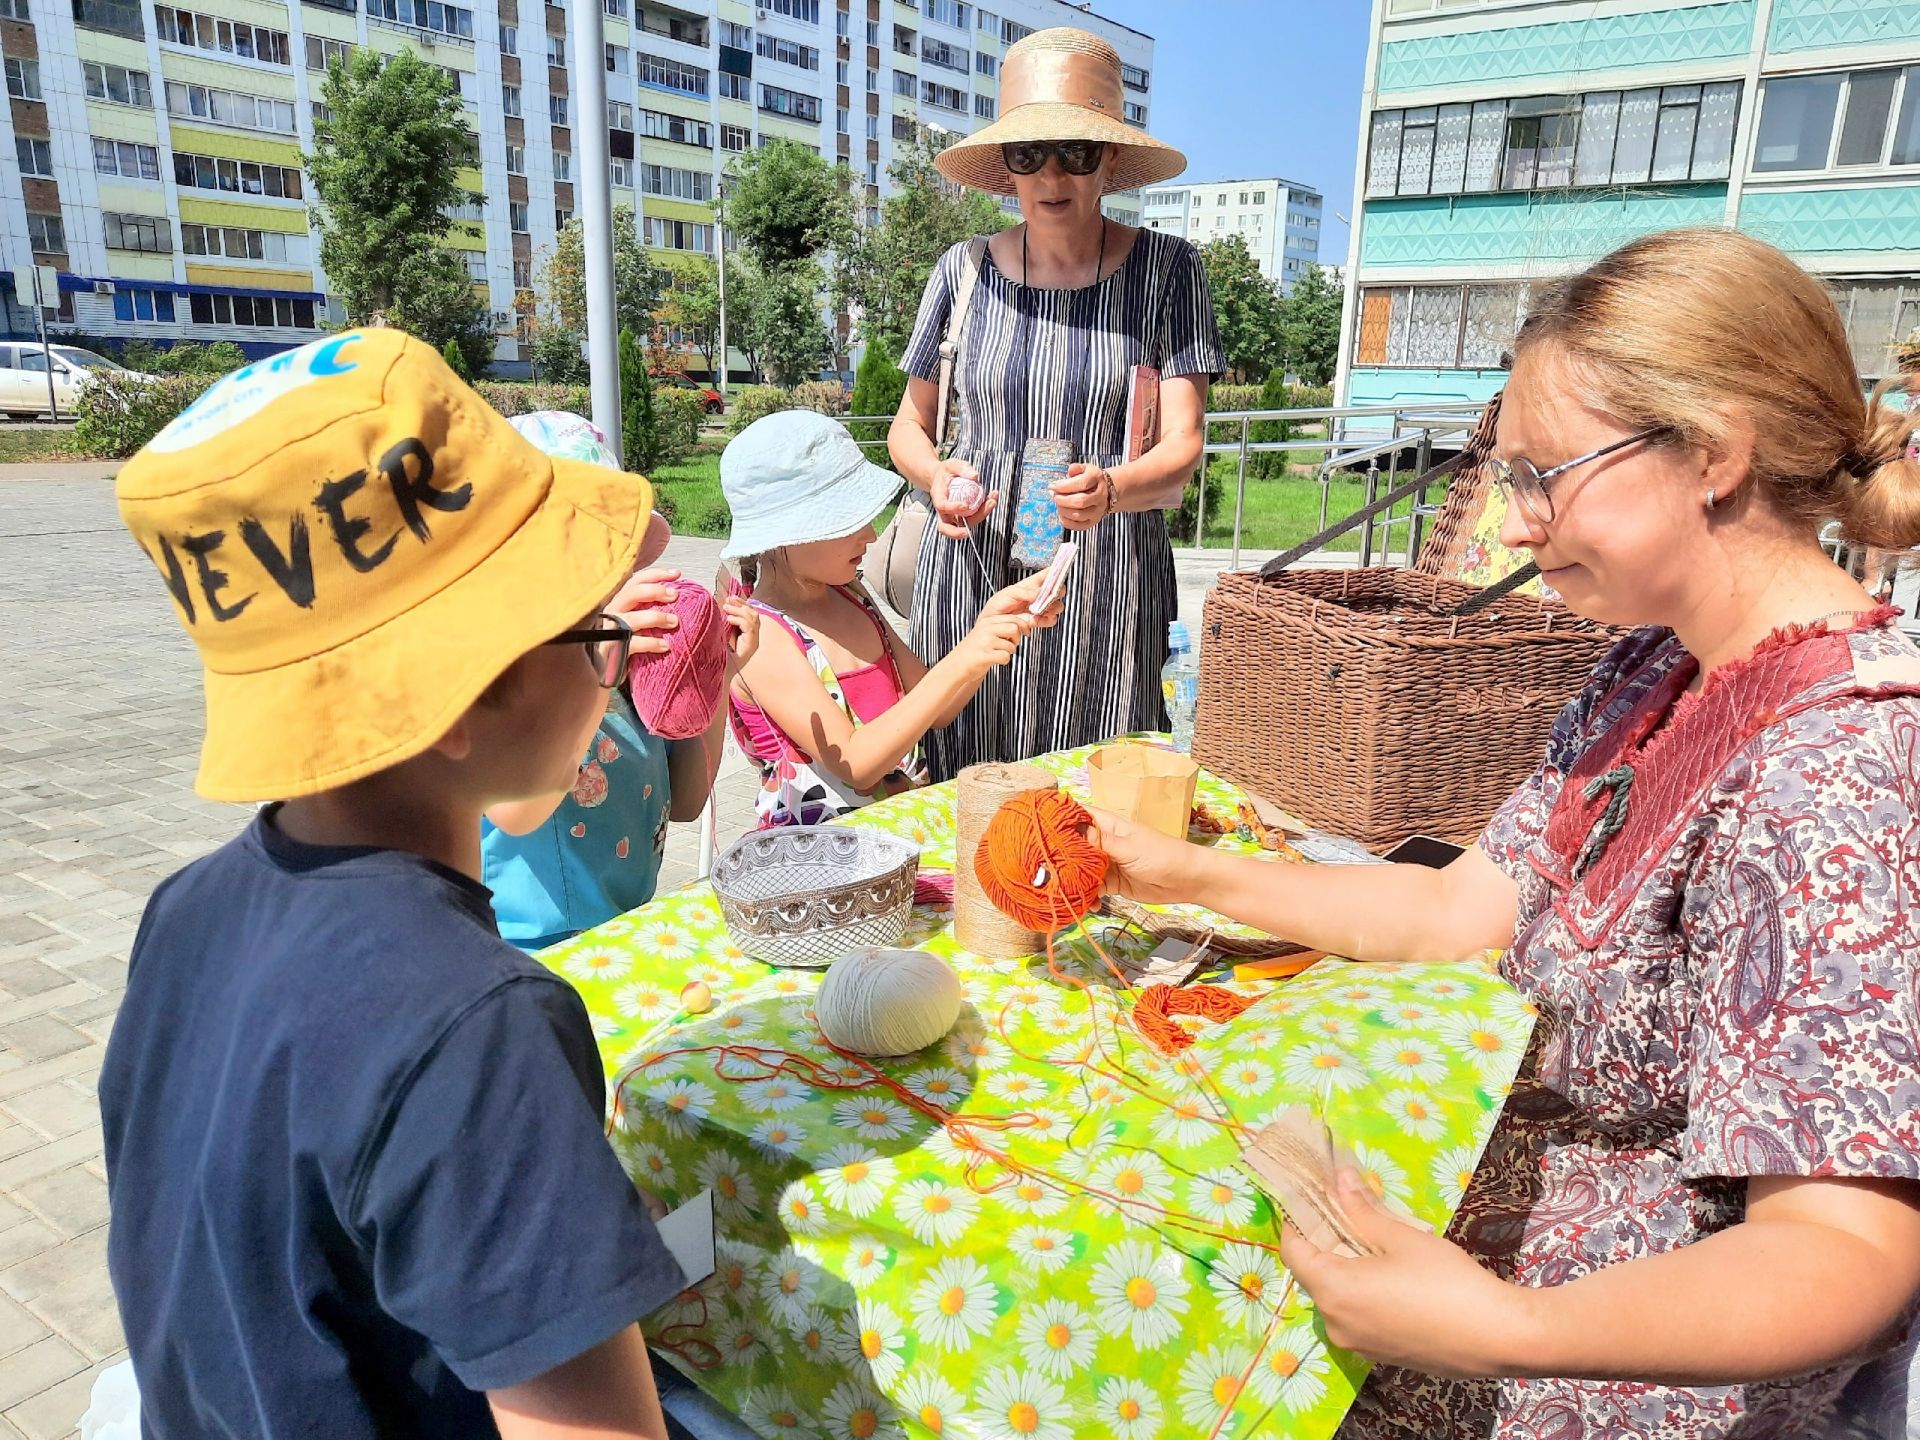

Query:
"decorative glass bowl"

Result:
[[711, 827, 921, 967]]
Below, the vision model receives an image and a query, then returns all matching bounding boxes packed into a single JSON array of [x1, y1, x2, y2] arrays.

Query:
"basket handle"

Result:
[[1255, 460, 1454, 579]]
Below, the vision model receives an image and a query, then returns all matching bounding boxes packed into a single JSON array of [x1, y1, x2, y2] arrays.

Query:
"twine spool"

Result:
[[955, 762, 1056, 956]]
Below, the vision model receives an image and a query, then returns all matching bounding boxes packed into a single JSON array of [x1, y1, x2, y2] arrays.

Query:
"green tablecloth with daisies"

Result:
[[541, 740, 1532, 1440]]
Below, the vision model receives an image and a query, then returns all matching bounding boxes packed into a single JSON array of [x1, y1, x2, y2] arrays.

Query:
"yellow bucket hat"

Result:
[[116, 329, 652, 803]]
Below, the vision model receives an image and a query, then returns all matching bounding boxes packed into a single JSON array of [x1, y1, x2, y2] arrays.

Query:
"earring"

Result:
[[1704, 488, 1718, 511]]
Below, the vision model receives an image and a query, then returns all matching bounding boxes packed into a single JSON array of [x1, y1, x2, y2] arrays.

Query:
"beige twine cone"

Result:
[[954, 762, 1058, 957]]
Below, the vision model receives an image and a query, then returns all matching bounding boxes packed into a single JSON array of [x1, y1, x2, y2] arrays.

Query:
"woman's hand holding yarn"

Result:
[[932, 460, 991, 538], [1057, 462, 1115, 531], [608, 566, 684, 656], [1084, 805, 1204, 906]]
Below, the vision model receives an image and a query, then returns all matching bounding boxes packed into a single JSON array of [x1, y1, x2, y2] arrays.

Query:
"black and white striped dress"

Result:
[[900, 226, 1225, 780]]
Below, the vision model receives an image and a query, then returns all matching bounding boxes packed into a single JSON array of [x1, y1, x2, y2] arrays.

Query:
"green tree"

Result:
[[441, 336, 472, 381], [619, 327, 659, 471], [530, 321, 588, 384], [724, 139, 856, 269], [749, 260, 834, 385], [1198, 233, 1286, 383], [1250, 365, 1294, 479], [848, 337, 908, 467], [656, 257, 734, 380], [1278, 262, 1344, 387], [306, 48, 490, 370], [833, 135, 1013, 354], [545, 204, 668, 341]]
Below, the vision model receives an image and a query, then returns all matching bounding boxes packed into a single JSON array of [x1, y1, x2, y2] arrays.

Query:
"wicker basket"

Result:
[[1192, 560, 1615, 850]]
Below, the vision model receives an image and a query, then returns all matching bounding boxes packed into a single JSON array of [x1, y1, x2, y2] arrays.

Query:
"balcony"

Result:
[[72, 0, 143, 37], [635, 2, 705, 47]]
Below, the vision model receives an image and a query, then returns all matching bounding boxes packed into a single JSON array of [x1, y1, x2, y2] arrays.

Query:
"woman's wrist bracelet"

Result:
[[1104, 467, 1121, 517]]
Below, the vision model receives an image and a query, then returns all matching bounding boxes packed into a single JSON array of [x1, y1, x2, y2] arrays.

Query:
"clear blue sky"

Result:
[[1088, 0, 1371, 265]]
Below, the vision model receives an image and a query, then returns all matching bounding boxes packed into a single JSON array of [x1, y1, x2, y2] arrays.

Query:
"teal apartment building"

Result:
[[1335, 0, 1920, 410]]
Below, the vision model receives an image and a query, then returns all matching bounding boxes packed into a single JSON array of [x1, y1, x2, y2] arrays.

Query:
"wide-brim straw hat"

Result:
[[933, 28, 1186, 197]]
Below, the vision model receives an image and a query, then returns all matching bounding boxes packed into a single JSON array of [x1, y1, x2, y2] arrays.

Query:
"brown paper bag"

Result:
[[1087, 745, 1200, 838]]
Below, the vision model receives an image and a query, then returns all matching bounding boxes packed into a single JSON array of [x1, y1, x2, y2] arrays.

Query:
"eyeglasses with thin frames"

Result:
[[1490, 427, 1671, 525], [544, 613, 634, 689]]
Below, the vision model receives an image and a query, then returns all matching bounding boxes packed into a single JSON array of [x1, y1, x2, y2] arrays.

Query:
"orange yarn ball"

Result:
[[974, 790, 1110, 933]]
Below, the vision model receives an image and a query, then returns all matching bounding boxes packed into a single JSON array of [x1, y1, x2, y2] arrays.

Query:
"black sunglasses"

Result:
[[1002, 140, 1106, 177], [544, 613, 634, 689]]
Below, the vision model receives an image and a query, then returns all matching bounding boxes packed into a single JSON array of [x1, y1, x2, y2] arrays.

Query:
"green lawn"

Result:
[[0, 429, 78, 465]]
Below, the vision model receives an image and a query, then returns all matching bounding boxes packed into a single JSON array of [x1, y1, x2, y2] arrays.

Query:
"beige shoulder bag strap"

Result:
[[933, 235, 990, 453]]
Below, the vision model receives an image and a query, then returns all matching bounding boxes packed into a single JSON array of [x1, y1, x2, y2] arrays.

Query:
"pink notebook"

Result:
[[1126, 364, 1161, 463]]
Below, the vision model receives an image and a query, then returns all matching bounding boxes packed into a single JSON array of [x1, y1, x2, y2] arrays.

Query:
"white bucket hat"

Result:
[[721, 409, 901, 561]]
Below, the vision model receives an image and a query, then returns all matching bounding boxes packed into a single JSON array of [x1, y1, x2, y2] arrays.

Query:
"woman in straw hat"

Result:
[[887, 26, 1223, 778]]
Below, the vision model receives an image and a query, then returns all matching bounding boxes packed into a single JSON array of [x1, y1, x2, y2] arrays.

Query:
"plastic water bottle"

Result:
[[1162, 620, 1199, 753]]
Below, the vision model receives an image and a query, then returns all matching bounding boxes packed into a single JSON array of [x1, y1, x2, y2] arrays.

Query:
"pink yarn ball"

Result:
[[946, 474, 986, 517], [625, 581, 729, 740]]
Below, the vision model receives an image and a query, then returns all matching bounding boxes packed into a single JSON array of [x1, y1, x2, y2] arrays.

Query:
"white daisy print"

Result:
[[983, 1070, 1051, 1105], [818, 1145, 896, 1217], [904, 1067, 972, 1106], [1377, 999, 1435, 1030], [635, 920, 699, 963], [1431, 1143, 1481, 1209], [1046, 1035, 1101, 1067], [1303, 1013, 1361, 1047], [1206, 1243, 1281, 1331], [1071, 1074, 1124, 1110], [1001, 1175, 1069, 1218], [839, 1299, 908, 1387], [1034, 1009, 1082, 1040], [1235, 1024, 1281, 1052], [912, 1255, 998, 1351], [833, 1095, 915, 1141], [1332, 980, 1388, 1008], [842, 1236, 891, 1287], [1096, 1376, 1163, 1440], [897, 1371, 965, 1437], [1007, 1224, 1074, 1274], [712, 1238, 760, 1301], [821, 1378, 902, 1440], [1384, 1088, 1448, 1142], [1437, 1012, 1523, 1075], [627, 1142, 674, 1191], [1148, 1090, 1222, 1149], [759, 1246, 820, 1330], [1368, 1034, 1449, 1086], [1067, 1122, 1121, 1177], [1091, 1150, 1175, 1213], [740, 1076, 814, 1114], [694, 1151, 761, 1221], [1187, 1170, 1258, 1228], [788, 1307, 839, 1366], [1015, 1298, 1096, 1379], [1278, 1042, 1370, 1093], [1249, 1322, 1332, 1414], [1415, 973, 1472, 1003], [741, 1387, 810, 1437], [970, 1367, 1071, 1440], [589, 1013, 622, 1043], [561, 946, 632, 985], [612, 980, 675, 1022], [1351, 1140, 1414, 1208], [749, 1118, 808, 1160], [922, 1124, 993, 1169], [646, 1078, 716, 1136], [1090, 1240, 1191, 1349], [715, 1315, 767, 1367], [1177, 1343, 1258, 1429], [945, 1025, 1007, 1068], [892, 1179, 980, 1246], [776, 1178, 829, 1236], [712, 1009, 763, 1042], [592, 916, 636, 939], [1220, 1057, 1277, 1099]]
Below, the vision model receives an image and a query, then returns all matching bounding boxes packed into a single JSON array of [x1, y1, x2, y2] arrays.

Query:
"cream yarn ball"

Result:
[[816, 948, 963, 1057]]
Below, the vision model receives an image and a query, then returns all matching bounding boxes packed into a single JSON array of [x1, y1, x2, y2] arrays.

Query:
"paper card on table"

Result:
[[1238, 1107, 1374, 1259], [655, 1188, 716, 1288], [1117, 936, 1211, 988]]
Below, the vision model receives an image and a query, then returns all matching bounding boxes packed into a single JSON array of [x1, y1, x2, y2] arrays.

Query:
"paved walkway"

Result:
[[0, 463, 1292, 1434]]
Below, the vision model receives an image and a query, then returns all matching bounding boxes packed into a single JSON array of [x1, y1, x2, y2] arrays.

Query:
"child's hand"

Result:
[[955, 612, 1036, 675], [608, 566, 682, 656], [932, 461, 993, 539], [980, 572, 1065, 626], [721, 596, 760, 672]]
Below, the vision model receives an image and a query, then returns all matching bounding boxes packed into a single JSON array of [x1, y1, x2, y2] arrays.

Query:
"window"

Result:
[[893, 70, 915, 96], [759, 83, 821, 121], [610, 157, 632, 186], [639, 109, 712, 147], [555, 207, 572, 227], [104, 212, 171, 253], [170, 153, 303, 197], [977, 8, 997, 31], [866, 113, 877, 140], [892, 112, 916, 140], [178, 223, 307, 263], [921, 79, 963, 111], [605, 43, 627, 73], [17, 137, 54, 177], [756, 33, 819, 70], [924, 0, 967, 28], [5, 57, 42, 100], [112, 288, 178, 322], [460, 249, 488, 281], [1756, 66, 1920, 173], [546, 32, 564, 65], [165, 81, 299, 134], [1001, 18, 1031, 43], [1217, 193, 1227, 205], [1354, 283, 1526, 368], [549, 92, 568, 124], [509, 202, 530, 232], [0, 0, 28, 18], [1367, 82, 1740, 197], [644, 216, 713, 251], [836, 106, 849, 133], [638, 52, 707, 97], [73, 0, 143, 37], [837, 59, 848, 83], [27, 213, 64, 253], [501, 83, 522, 115], [721, 123, 751, 152], [893, 23, 913, 55], [506, 144, 525, 173], [305, 35, 353, 70], [156, 7, 290, 63], [835, 8, 847, 37], [82, 60, 149, 106], [764, 0, 818, 20], [866, 67, 878, 91], [366, 0, 473, 38], [974, 93, 995, 119], [720, 20, 751, 47], [718, 72, 751, 101], [976, 51, 996, 76], [608, 99, 633, 129], [865, 20, 877, 45], [1121, 62, 1148, 92], [93, 138, 161, 179], [552, 150, 571, 179], [186, 292, 319, 327], [1124, 101, 1145, 124], [1831, 277, 1920, 376], [513, 256, 533, 288], [642, 163, 712, 200], [499, 23, 516, 52], [604, 0, 625, 15], [921, 37, 966, 72]]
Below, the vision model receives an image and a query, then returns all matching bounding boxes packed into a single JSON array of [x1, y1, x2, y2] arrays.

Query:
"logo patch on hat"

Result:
[[147, 333, 363, 454]]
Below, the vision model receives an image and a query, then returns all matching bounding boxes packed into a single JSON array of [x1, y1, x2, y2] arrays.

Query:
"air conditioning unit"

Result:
[[92, 280, 116, 295]]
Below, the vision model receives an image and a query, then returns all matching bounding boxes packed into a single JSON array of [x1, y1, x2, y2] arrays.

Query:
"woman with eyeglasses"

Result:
[[887, 27, 1223, 778], [1091, 228, 1920, 1439]]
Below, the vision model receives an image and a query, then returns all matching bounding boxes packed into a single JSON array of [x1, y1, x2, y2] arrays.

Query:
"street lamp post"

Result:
[[571, 0, 620, 450], [714, 178, 728, 400]]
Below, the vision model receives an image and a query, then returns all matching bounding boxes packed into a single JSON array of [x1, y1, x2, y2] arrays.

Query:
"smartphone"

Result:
[[1383, 834, 1465, 869], [1028, 542, 1078, 614]]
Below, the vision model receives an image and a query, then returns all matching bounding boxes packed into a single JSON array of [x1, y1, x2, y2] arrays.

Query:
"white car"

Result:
[[0, 342, 153, 419]]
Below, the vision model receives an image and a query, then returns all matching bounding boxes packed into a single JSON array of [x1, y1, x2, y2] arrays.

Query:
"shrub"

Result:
[[1171, 457, 1228, 546], [475, 381, 593, 418], [530, 324, 589, 385], [726, 385, 796, 436], [118, 340, 162, 374], [1251, 366, 1294, 479], [441, 337, 472, 381], [619, 328, 659, 471], [649, 489, 679, 527], [848, 341, 906, 470], [651, 389, 706, 466], [790, 380, 848, 417], [1288, 383, 1334, 409], [1208, 384, 1262, 415], [72, 372, 217, 458], [695, 499, 733, 538]]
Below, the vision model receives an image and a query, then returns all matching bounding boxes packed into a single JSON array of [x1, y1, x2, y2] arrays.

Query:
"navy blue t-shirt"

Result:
[[100, 812, 685, 1438]]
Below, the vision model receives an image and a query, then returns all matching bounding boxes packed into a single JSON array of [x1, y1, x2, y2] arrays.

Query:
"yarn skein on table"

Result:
[[815, 947, 964, 1056], [625, 581, 730, 740]]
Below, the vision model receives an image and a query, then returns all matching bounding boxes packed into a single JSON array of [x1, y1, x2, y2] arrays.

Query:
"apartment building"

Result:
[[1336, 0, 1920, 409], [1141, 177, 1324, 291], [0, 0, 1151, 370]]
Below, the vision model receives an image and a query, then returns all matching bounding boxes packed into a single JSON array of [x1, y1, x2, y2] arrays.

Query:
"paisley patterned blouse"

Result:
[[1345, 618, 1920, 1439]]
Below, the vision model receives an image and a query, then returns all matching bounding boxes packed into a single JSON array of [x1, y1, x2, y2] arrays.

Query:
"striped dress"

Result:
[[900, 227, 1224, 780]]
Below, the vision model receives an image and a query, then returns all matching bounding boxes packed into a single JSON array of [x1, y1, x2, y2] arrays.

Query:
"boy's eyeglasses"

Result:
[[1002, 140, 1106, 177], [545, 613, 634, 689], [1490, 427, 1671, 524]]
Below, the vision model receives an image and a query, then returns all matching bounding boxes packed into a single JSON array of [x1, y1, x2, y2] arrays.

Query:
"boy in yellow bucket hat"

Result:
[[98, 329, 685, 1437]]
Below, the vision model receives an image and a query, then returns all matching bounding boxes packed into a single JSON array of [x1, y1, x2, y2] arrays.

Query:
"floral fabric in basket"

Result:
[[540, 741, 1534, 1440]]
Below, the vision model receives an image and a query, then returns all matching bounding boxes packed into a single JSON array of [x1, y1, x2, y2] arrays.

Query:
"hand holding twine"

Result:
[[974, 790, 1110, 933]]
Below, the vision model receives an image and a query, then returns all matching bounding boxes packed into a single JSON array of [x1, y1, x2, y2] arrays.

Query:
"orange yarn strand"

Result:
[[975, 790, 1110, 934], [1132, 983, 1259, 1054]]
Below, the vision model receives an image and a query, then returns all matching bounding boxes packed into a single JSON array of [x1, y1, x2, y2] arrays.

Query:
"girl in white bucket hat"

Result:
[[723, 409, 1061, 828]]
